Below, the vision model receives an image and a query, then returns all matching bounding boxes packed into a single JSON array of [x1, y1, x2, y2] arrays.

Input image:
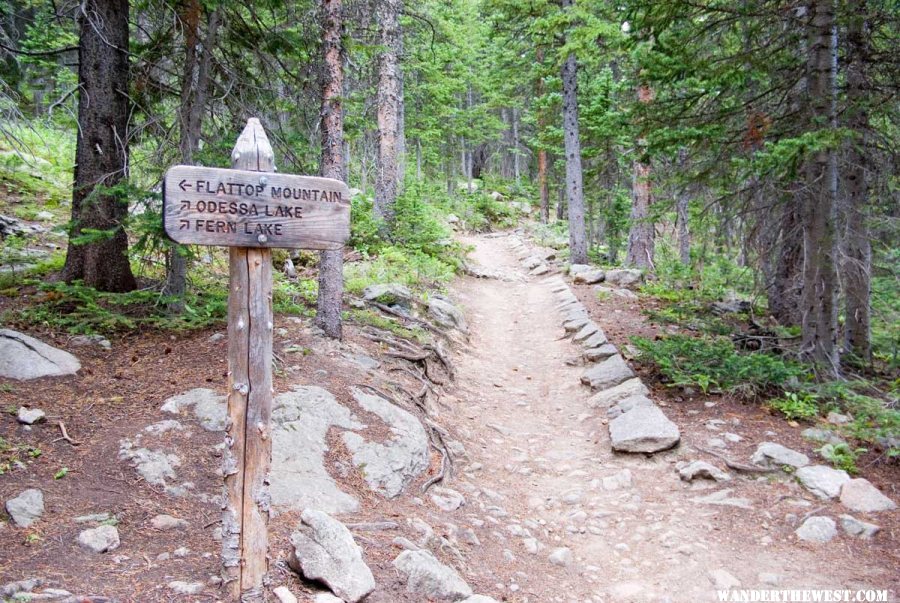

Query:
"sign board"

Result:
[[163, 165, 350, 249]]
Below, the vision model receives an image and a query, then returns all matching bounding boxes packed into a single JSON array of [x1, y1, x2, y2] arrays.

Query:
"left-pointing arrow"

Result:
[[179, 179, 191, 192]]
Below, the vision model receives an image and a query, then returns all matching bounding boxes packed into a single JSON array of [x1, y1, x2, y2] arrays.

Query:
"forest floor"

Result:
[[0, 231, 897, 602]]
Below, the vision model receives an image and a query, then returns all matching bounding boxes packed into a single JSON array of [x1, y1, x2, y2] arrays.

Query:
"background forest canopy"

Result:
[[0, 1, 898, 427]]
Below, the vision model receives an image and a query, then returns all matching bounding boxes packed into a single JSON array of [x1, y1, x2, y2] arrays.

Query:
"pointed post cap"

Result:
[[231, 118, 276, 172]]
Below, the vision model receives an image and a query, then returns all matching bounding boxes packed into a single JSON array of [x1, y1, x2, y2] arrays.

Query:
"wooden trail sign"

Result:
[[162, 119, 349, 601], [163, 167, 350, 249]]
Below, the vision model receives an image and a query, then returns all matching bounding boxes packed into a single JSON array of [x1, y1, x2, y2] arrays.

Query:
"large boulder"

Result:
[[750, 442, 810, 470], [604, 269, 643, 288], [160, 388, 226, 432], [0, 329, 80, 380], [581, 355, 634, 390], [796, 465, 851, 499], [609, 405, 680, 453], [5, 489, 44, 528], [428, 296, 468, 333], [574, 269, 605, 285], [342, 388, 429, 498], [795, 516, 836, 543], [363, 283, 415, 308], [587, 378, 649, 409], [393, 549, 473, 601], [839, 478, 896, 513], [288, 509, 375, 603]]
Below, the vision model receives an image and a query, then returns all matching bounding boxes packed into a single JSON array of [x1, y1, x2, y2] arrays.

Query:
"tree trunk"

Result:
[[536, 47, 550, 223], [165, 1, 221, 311], [560, 0, 587, 265], [511, 107, 521, 186], [315, 0, 345, 340], [625, 84, 655, 270], [769, 198, 804, 325], [800, 0, 839, 374], [62, 0, 136, 292], [841, 3, 871, 365], [374, 0, 403, 232]]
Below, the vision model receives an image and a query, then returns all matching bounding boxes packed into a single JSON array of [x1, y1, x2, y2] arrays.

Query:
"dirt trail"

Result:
[[441, 233, 897, 603]]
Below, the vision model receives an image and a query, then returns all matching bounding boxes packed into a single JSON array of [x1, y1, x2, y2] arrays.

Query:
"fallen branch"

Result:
[[54, 421, 81, 446]]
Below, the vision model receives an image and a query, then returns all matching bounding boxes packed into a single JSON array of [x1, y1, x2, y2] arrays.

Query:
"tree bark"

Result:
[[676, 150, 691, 266], [560, 0, 587, 264], [625, 84, 655, 270], [315, 0, 345, 340], [800, 0, 839, 374], [374, 0, 403, 232], [770, 198, 803, 326], [165, 1, 221, 310], [536, 48, 549, 223], [841, 2, 872, 364], [62, 0, 136, 292]]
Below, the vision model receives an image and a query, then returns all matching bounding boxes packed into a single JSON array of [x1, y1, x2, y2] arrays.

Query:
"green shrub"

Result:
[[818, 443, 867, 475], [632, 334, 804, 396], [768, 391, 820, 421]]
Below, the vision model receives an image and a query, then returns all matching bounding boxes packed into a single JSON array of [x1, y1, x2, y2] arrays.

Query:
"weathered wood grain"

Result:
[[163, 164, 350, 249]]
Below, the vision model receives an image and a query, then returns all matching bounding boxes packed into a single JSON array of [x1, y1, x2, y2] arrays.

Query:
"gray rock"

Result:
[[587, 378, 649, 409], [530, 264, 550, 276], [564, 318, 591, 333], [429, 297, 467, 333], [795, 516, 837, 543], [74, 512, 111, 523], [5, 488, 44, 528], [272, 586, 299, 603], [150, 514, 188, 531], [548, 547, 573, 567], [16, 407, 46, 425], [801, 428, 845, 446], [609, 405, 680, 453], [583, 332, 610, 350], [826, 411, 851, 425], [584, 344, 618, 362], [691, 489, 752, 509], [796, 465, 851, 499], [461, 596, 500, 603], [118, 442, 180, 486], [574, 269, 605, 284], [313, 594, 343, 603], [750, 442, 810, 470], [607, 395, 655, 419], [602, 469, 633, 491], [839, 478, 896, 513], [71, 334, 111, 350], [77, 525, 120, 553], [168, 581, 204, 595], [393, 549, 473, 601], [572, 322, 599, 343], [288, 509, 375, 603], [1, 578, 41, 598], [342, 387, 429, 498], [679, 461, 731, 482], [758, 573, 781, 586], [569, 264, 592, 276], [707, 437, 727, 449], [839, 514, 880, 539], [708, 569, 741, 590], [604, 269, 643, 287], [160, 388, 226, 432], [581, 355, 634, 390], [363, 283, 414, 308], [0, 329, 81, 380], [270, 386, 363, 513], [430, 487, 465, 512]]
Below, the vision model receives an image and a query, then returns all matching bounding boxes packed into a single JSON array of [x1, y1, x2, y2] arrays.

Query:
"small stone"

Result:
[[796, 465, 850, 499], [581, 355, 634, 390], [77, 525, 120, 553], [801, 428, 845, 446], [314, 594, 344, 603], [523, 537, 540, 554], [393, 549, 473, 601], [168, 581, 204, 595], [839, 478, 896, 512], [74, 512, 111, 523], [273, 586, 299, 603], [548, 547, 573, 567], [758, 573, 781, 586], [750, 442, 809, 470], [609, 405, 680, 453], [678, 461, 731, 482], [839, 514, 880, 538], [16, 407, 46, 425], [1, 578, 41, 598], [795, 516, 837, 543], [173, 546, 190, 557], [724, 432, 742, 443], [461, 596, 500, 603], [150, 514, 188, 531], [430, 487, 465, 512], [707, 437, 727, 448], [5, 489, 44, 528], [708, 569, 741, 590], [602, 469, 633, 490], [208, 332, 225, 343], [826, 411, 851, 425]]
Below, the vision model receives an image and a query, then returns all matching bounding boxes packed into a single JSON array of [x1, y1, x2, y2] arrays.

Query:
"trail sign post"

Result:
[[163, 119, 350, 601]]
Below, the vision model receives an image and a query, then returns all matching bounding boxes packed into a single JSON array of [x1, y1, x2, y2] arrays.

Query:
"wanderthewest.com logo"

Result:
[[716, 590, 890, 602]]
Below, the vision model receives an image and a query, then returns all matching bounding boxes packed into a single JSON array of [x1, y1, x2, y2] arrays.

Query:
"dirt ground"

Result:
[[1, 232, 897, 602]]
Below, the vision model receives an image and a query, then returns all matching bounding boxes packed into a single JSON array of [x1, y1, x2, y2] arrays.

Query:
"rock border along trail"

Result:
[[444, 233, 897, 603]]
